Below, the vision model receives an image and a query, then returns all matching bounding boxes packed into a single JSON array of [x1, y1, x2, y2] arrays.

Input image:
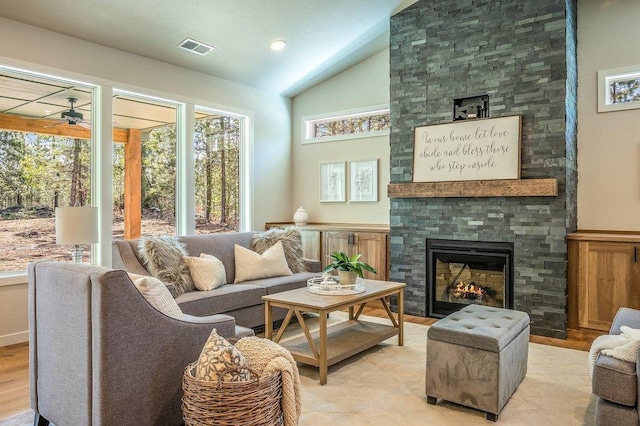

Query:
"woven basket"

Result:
[[182, 362, 283, 426]]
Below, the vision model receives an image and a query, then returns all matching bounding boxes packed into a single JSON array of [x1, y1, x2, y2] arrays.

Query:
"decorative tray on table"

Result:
[[307, 274, 365, 295]]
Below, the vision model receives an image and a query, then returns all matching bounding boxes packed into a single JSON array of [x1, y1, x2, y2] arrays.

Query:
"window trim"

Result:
[[301, 104, 390, 144], [0, 272, 28, 287], [193, 105, 246, 232], [598, 65, 640, 112], [0, 61, 252, 272]]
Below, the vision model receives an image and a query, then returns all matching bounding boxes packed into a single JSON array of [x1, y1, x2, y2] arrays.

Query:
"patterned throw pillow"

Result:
[[195, 329, 252, 382], [132, 276, 184, 320], [251, 228, 307, 273], [234, 241, 293, 283], [184, 255, 226, 291], [137, 236, 195, 297]]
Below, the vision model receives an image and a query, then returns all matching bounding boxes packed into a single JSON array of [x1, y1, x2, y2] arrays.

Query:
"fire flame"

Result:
[[449, 281, 495, 300]]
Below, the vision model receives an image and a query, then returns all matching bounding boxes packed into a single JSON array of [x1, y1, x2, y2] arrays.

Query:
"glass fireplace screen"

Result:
[[427, 239, 513, 318]]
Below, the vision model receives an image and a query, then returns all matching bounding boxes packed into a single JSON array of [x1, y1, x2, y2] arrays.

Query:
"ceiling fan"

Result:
[[60, 97, 85, 125], [45, 97, 91, 129]]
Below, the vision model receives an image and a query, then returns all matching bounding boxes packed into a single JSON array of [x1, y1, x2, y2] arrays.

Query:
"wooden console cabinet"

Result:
[[568, 232, 640, 331], [322, 231, 387, 280], [265, 223, 389, 281]]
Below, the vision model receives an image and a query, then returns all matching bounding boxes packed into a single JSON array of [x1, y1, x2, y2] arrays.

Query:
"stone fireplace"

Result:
[[388, 0, 577, 338]]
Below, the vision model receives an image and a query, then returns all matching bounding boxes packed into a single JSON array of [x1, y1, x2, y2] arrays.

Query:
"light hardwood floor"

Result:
[[0, 304, 601, 421], [0, 342, 29, 420]]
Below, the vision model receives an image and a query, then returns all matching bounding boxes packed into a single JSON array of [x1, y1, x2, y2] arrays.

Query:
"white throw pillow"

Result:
[[234, 240, 293, 283], [184, 255, 226, 291], [133, 276, 184, 320]]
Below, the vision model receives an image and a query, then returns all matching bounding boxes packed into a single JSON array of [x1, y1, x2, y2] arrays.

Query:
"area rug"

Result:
[[0, 314, 596, 426], [294, 313, 595, 425]]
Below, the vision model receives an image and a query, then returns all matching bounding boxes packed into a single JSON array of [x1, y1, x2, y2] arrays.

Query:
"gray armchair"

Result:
[[28, 261, 253, 426], [592, 307, 640, 426]]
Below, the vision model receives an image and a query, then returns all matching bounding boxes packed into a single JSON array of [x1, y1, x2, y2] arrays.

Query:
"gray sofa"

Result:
[[28, 260, 255, 426], [112, 231, 319, 329], [592, 307, 640, 425]]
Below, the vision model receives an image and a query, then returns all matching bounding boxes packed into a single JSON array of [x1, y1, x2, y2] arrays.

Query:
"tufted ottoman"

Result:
[[425, 305, 530, 421]]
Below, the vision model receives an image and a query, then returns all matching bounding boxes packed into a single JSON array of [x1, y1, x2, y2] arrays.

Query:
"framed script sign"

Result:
[[412, 115, 521, 182]]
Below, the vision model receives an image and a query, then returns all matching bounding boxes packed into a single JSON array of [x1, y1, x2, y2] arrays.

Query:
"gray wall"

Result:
[[389, 0, 577, 338]]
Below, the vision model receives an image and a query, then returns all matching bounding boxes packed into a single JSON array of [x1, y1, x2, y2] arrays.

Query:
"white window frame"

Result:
[[598, 65, 640, 113], [0, 64, 100, 269], [0, 62, 252, 278], [194, 106, 249, 231], [302, 104, 390, 144]]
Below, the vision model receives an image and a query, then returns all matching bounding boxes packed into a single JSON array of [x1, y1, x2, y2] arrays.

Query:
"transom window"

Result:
[[302, 105, 390, 144]]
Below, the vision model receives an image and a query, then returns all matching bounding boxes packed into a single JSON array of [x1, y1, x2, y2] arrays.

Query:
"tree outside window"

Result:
[[194, 114, 240, 233]]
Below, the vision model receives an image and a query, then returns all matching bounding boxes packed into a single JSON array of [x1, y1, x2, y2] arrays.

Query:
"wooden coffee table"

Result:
[[263, 280, 405, 385]]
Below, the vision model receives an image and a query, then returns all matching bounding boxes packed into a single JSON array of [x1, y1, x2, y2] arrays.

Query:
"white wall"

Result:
[[0, 17, 294, 345], [577, 0, 640, 231], [291, 50, 390, 224]]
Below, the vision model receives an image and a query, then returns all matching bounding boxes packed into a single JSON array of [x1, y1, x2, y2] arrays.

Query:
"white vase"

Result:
[[293, 206, 308, 226]]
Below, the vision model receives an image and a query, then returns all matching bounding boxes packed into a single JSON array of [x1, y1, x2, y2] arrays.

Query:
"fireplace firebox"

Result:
[[427, 239, 514, 318]]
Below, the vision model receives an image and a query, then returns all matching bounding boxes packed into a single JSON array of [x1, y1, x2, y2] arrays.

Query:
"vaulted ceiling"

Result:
[[0, 0, 417, 96]]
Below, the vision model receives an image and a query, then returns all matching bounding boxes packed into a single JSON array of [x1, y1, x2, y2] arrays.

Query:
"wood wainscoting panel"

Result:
[[578, 241, 640, 331]]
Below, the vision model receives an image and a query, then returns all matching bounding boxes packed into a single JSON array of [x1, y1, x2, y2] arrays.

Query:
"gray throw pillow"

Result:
[[138, 236, 195, 297], [251, 228, 306, 273]]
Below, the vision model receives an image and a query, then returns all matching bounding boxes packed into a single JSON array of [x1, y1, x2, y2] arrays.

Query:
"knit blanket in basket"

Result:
[[235, 337, 301, 426], [588, 326, 640, 380]]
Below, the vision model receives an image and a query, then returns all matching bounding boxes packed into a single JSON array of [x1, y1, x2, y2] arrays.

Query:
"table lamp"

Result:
[[55, 206, 99, 263]]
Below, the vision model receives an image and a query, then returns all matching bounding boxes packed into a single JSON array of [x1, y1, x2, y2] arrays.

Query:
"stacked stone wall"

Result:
[[389, 0, 578, 337]]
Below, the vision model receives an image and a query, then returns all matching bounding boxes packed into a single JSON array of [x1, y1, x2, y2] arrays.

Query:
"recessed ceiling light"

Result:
[[270, 40, 287, 51], [44, 109, 52, 114], [178, 38, 214, 56]]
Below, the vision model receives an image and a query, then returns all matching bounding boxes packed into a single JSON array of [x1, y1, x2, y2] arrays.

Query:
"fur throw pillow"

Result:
[[138, 236, 195, 297], [251, 228, 306, 273]]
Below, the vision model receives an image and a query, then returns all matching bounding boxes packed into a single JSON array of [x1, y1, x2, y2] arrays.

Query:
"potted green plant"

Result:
[[323, 251, 377, 285]]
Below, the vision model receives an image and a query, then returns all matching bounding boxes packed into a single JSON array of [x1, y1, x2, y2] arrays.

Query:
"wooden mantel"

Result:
[[387, 178, 558, 198]]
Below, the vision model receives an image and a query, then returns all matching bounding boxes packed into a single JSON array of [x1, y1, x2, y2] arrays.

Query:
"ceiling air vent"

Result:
[[178, 38, 214, 56]]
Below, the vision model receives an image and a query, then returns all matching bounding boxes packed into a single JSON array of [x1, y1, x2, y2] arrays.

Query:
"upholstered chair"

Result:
[[591, 307, 640, 426], [28, 261, 253, 426]]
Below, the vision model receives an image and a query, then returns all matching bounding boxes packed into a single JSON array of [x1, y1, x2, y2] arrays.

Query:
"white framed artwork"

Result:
[[598, 65, 640, 113], [319, 162, 346, 202], [349, 159, 378, 202]]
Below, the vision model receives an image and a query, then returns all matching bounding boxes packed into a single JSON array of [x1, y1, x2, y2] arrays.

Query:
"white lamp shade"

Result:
[[55, 206, 99, 245]]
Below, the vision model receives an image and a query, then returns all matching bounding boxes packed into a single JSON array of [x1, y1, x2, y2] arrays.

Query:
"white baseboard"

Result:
[[0, 330, 28, 347]]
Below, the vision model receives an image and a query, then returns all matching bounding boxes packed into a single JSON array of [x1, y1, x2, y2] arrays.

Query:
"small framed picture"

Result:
[[320, 162, 346, 202], [350, 159, 378, 202]]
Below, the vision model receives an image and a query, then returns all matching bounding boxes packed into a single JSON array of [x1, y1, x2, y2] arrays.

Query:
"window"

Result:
[[0, 63, 250, 275], [598, 65, 640, 112], [302, 105, 390, 144], [0, 67, 95, 273], [112, 92, 178, 238], [194, 108, 241, 233]]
